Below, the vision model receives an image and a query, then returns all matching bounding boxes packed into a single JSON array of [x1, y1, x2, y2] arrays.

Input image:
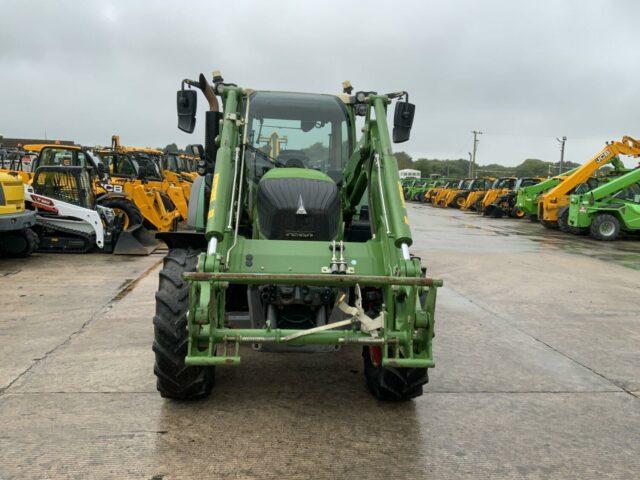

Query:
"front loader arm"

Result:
[[204, 86, 242, 259], [342, 95, 413, 255]]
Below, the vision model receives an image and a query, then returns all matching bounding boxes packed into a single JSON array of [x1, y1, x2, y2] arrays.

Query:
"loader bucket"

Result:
[[113, 223, 159, 255]]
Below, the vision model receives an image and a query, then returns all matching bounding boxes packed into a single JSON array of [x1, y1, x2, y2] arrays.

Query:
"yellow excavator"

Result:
[[0, 148, 33, 183], [538, 136, 640, 230], [0, 172, 38, 257]]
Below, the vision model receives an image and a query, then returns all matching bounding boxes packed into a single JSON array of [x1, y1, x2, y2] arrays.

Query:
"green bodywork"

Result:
[[515, 167, 579, 217], [403, 175, 451, 201], [185, 85, 440, 369], [568, 167, 640, 231], [404, 178, 430, 200]]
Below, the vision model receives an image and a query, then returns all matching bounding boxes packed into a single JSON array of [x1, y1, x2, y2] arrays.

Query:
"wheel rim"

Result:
[[514, 209, 525, 218], [599, 220, 615, 237], [456, 197, 465, 207], [112, 207, 130, 230]]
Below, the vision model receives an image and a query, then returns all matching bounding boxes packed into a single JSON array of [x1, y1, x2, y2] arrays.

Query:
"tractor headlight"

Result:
[[578, 207, 587, 213]]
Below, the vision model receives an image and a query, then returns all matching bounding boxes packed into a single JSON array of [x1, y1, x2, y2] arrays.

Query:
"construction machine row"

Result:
[[2, 71, 637, 406], [402, 136, 640, 241], [0, 139, 199, 256]]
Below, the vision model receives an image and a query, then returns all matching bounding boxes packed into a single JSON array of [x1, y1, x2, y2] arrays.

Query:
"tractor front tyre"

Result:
[[362, 346, 428, 401], [590, 214, 621, 241], [153, 248, 214, 399], [0, 228, 38, 257], [99, 198, 143, 231], [454, 196, 466, 208]]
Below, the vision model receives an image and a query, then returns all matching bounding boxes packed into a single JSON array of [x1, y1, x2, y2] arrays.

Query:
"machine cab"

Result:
[[243, 91, 353, 241]]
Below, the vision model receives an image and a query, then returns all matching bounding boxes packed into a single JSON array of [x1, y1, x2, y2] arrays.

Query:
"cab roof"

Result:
[[23, 144, 81, 152]]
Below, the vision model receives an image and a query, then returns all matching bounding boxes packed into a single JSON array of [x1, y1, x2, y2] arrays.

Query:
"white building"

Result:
[[399, 168, 421, 179]]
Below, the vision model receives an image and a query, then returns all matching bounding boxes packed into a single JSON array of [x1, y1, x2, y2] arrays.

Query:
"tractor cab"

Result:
[[244, 91, 352, 241], [245, 91, 351, 183]]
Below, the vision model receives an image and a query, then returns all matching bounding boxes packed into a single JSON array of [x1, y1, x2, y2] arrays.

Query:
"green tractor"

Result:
[[567, 167, 640, 240], [404, 177, 431, 201], [405, 175, 445, 202], [153, 72, 441, 401]]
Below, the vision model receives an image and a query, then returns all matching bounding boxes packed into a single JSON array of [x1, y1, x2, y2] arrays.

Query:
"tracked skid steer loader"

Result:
[[152, 72, 441, 401]]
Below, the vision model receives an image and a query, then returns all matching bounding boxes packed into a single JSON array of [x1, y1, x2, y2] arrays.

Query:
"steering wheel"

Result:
[[285, 158, 306, 168]]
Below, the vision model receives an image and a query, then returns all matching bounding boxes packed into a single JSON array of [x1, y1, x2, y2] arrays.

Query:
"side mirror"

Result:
[[177, 89, 197, 133], [392, 101, 415, 143]]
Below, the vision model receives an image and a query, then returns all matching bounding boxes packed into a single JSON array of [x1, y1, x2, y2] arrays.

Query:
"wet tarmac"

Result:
[[1, 205, 639, 479]]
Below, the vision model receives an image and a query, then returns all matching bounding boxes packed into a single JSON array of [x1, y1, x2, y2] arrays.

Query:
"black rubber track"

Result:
[[362, 347, 428, 401], [0, 227, 38, 257], [153, 248, 214, 399]]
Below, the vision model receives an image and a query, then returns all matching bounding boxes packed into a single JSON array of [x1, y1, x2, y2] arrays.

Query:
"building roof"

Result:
[[0, 138, 75, 148]]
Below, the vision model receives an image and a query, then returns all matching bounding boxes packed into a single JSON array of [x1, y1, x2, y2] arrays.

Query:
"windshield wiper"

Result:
[[244, 144, 287, 168]]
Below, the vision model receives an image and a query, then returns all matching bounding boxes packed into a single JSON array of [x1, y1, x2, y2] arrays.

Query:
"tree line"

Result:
[[394, 152, 580, 178]]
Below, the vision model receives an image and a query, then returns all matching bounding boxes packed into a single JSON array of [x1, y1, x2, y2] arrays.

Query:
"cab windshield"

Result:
[[40, 148, 90, 168], [245, 91, 352, 182], [164, 154, 180, 172], [132, 154, 162, 179]]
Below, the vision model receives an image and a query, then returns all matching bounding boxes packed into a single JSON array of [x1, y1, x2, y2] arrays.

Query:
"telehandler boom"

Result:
[[153, 72, 441, 401], [538, 137, 640, 228]]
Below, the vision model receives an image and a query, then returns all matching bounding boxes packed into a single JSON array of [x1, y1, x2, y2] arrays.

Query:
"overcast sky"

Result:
[[1, 0, 639, 166]]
